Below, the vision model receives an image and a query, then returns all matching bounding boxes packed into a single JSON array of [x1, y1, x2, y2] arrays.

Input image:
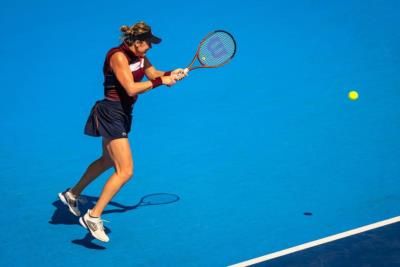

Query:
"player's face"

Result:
[[135, 40, 151, 56]]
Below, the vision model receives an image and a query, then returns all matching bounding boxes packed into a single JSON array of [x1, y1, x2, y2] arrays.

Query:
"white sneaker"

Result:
[[58, 189, 81, 216], [79, 209, 110, 242]]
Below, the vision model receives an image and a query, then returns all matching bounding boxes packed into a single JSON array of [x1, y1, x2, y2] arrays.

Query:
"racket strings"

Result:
[[198, 31, 236, 67]]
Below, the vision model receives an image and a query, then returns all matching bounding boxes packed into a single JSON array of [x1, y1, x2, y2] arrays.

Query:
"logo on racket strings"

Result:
[[207, 36, 227, 59]]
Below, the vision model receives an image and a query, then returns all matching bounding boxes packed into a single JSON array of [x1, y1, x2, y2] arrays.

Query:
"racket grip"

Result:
[[175, 68, 189, 80]]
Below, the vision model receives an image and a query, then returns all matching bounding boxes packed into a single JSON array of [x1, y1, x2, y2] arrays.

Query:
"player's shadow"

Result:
[[49, 193, 180, 249]]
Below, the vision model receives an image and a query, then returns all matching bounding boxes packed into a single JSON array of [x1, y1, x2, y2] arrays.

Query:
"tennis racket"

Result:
[[178, 30, 236, 78]]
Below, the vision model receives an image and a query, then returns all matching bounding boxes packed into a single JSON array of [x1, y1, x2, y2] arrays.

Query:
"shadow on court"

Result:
[[49, 193, 180, 249]]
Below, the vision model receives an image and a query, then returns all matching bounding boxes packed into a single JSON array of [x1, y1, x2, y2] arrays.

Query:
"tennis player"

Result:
[[58, 21, 186, 242]]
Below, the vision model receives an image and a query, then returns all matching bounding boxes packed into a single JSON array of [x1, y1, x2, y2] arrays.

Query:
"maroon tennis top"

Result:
[[103, 43, 149, 111]]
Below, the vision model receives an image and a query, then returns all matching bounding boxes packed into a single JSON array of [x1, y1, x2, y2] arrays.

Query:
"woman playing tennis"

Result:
[[58, 21, 185, 242]]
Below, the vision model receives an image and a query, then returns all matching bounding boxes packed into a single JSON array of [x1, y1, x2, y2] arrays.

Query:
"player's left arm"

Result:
[[144, 57, 186, 80]]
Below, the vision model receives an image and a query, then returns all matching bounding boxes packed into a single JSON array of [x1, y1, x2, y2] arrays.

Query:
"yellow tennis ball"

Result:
[[202, 56, 206, 61], [348, 90, 359, 101]]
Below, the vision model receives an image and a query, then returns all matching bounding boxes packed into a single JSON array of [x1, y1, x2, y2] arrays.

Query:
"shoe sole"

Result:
[[79, 216, 110, 243], [58, 192, 80, 217]]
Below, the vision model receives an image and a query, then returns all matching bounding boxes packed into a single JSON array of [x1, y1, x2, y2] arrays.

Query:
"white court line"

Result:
[[229, 216, 400, 267]]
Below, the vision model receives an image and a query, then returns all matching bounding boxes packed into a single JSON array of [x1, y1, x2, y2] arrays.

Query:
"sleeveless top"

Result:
[[103, 42, 148, 113]]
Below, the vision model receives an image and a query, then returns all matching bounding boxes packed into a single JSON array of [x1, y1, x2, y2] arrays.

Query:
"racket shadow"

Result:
[[102, 193, 181, 215]]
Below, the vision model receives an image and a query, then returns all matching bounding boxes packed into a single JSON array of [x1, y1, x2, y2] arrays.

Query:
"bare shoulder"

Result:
[[110, 51, 129, 68]]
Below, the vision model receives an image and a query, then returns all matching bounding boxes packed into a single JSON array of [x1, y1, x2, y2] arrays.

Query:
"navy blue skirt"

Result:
[[84, 99, 132, 139]]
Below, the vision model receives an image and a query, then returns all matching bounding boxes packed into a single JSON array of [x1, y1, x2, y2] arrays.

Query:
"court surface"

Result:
[[1, 0, 399, 266]]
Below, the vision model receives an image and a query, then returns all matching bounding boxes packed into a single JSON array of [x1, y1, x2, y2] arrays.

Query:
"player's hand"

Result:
[[172, 68, 188, 81], [161, 75, 177, 86]]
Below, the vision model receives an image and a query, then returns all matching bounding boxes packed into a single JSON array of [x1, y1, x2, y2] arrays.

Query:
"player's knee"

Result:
[[117, 167, 134, 183]]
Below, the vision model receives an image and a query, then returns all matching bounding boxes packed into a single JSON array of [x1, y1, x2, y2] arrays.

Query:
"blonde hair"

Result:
[[120, 21, 151, 45]]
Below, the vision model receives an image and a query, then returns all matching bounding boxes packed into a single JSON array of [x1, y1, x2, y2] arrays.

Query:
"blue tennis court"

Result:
[[1, 0, 400, 266]]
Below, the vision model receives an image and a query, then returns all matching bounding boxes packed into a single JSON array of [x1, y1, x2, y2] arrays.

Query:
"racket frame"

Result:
[[184, 30, 236, 74]]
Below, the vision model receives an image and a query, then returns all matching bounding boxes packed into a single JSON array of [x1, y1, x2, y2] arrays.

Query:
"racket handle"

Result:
[[175, 68, 189, 80]]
